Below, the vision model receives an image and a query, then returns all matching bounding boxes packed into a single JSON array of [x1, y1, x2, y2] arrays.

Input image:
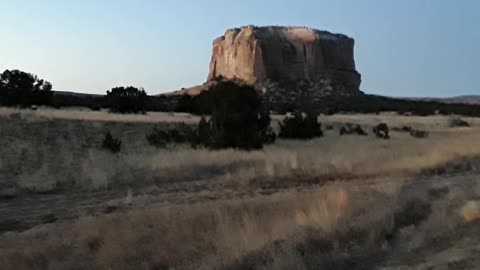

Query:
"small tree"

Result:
[[193, 81, 275, 149], [0, 69, 53, 106], [106, 86, 148, 113]]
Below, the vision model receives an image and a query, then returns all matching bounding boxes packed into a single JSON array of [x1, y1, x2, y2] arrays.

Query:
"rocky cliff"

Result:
[[207, 25, 362, 97]]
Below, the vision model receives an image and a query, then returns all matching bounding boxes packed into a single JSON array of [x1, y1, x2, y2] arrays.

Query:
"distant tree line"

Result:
[[2, 69, 480, 117], [172, 91, 480, 117], [309, 94, 480, 117]]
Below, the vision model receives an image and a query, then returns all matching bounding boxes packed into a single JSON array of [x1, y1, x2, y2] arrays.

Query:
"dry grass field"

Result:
[[1, 107, 480, 269]]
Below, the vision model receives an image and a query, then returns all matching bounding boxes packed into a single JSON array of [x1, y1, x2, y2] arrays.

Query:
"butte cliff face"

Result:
[[207, 25, 362, 98]]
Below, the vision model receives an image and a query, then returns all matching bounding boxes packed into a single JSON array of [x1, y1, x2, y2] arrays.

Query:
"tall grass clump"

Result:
[[101, 132, 122, 153]]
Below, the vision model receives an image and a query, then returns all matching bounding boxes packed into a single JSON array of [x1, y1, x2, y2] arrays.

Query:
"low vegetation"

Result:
[[339, 123, 368, 136], [449, 117, 470, 127], [1, 109, 480, 196], [409, 128, 429, 138], [279, 111, 323, 139], [372, 123, 390, 139], [101, 132, 122, 153]]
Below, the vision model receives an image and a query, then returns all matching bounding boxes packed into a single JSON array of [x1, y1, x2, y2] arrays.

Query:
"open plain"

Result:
[[1, 108, 480, 269]]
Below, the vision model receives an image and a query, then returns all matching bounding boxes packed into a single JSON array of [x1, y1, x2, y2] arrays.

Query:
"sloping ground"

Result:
[[0, 169, 479, 269], [1, 155, 478, 235], [162, 83, 212, 96], [161, 80, 233, 96]]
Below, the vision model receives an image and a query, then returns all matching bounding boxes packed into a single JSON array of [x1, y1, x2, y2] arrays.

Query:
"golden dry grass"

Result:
[[1, 175, 479, 270], [0, 184, 394, 269], [0, 107, 201, 124], [1, 108, 480, 269], [1, 107, 480, 195]]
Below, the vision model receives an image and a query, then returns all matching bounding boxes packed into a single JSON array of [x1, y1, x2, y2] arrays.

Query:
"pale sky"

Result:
[[1, 0, 479, 97]]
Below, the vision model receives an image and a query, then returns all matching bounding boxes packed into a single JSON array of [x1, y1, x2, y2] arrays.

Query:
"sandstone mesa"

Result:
[[169, 25, 362, 99]]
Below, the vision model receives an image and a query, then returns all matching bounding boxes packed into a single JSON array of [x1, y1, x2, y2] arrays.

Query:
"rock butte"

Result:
[[168, 25, 362, 97]]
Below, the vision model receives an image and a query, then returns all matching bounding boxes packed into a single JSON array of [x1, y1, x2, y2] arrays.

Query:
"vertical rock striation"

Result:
[[207, 25, 362, 99]]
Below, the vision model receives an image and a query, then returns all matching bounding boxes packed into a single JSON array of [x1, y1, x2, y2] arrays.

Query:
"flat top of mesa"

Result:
[[220, 25, 352, 41]]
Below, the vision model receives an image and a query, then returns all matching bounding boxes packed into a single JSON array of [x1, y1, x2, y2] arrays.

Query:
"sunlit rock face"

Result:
[[207, 25, 362, 97]]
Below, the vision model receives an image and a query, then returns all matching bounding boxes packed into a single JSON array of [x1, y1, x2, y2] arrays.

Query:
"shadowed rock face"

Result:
[[207, 25, 362, 96]]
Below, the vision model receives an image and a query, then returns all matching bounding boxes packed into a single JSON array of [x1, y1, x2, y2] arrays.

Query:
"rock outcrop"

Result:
[[207, 25, 362, 97]]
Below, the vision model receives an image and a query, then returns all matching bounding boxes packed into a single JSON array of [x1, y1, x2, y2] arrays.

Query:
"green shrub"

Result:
[[101, 132, 121, 153], [192, 81, 275, 150], [279, 111, 323, 139]]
